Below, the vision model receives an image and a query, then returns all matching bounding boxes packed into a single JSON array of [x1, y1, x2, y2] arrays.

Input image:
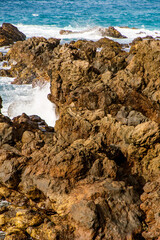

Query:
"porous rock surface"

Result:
[[0, 35, 160, 240], [0, 23, 26, 47]]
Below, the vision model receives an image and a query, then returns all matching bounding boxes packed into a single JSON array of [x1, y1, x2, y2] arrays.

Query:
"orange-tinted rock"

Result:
[[0, 37, 159, 240], [6, 37, 60, 84], [0, 23, 26, 47], [99, 26, 127, 38], [59, 29, 73, 35], [140, 179, 160, 240]]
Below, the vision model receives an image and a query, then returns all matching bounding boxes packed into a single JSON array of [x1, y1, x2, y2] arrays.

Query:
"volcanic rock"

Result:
[[0, 23, 26, 47], [99, 26, 127, 38], [5, 37, 60, 84], [0, 52, 3, 61], [59, 30, 73, 35], [0, 37, 159, 240], [140, 178, 160, 239]]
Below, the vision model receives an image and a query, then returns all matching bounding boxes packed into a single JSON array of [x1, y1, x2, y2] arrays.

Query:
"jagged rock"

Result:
[[116, 107, 148, 126], [99, 26, 127, 38], [48, 39, 127, 108], [6, 37, 60, 84], [0, 37, 159, 240], [140, 178, 160, 240], [103, 40, 160, 123], [0, 52, 3, 61], [0, 114, 13, 146], [59, 30, 73, 35], [0, 68, 14, 77], [0, 23, 26, 47]]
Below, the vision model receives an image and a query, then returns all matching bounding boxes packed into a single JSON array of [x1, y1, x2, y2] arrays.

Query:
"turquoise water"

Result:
[[0, 0, 160, 30]]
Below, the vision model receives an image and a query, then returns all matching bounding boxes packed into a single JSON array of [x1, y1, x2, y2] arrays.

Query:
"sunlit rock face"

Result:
[[0, 23, 26, 47], [0, 32, 159, 240]]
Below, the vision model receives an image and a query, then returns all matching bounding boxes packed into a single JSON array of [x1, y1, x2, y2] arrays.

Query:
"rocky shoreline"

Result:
[[0, 24, 160, 240]]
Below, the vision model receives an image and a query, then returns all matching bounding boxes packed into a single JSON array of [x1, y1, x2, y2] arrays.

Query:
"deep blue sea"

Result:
[[0, 0, 160, 30], [0, 0, 160, 127]]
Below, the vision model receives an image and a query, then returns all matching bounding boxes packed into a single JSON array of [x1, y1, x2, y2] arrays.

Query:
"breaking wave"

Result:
[[0, 79, 57, 127], [16, 23, 160, 44]]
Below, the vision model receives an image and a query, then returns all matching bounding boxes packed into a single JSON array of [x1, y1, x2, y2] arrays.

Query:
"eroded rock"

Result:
[[0, 37, 159, 240], [140, 178, 160, 240], [0, 23, 26, 47], [99, 26, 127, 38]]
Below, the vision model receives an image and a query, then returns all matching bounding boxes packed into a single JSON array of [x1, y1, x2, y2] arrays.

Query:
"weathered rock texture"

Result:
[[99, 26, 127, 38], [0, 36, 160, 240], [3, 37, 60, 84], [0, 23, 26, 47], [140, 178, 160, 240]]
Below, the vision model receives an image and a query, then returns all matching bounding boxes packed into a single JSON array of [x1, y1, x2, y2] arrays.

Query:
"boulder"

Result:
[[0, 23, 26, 47], [99, 26, 127, 38], [59, 30, 73, 35]]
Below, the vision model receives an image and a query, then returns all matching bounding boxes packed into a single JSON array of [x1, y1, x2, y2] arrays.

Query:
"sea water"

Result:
[[0, 0, 160, 126]]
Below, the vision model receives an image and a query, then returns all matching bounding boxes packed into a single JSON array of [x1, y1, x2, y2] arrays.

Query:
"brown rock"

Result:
[[99, 26, 127, 38], [0, 36, 159, 240], [140, 178, 160, 240], [59, 29, 73, 35], [5, 228, 28, 240], [104, 39, 160, 123], [0, 68, 14, 77], [0, 52, 3, 61], [102, 157, 117, 179], [6, 37, 60, 84], [0, 119, 13, 146], [0, 23, 26, 47]]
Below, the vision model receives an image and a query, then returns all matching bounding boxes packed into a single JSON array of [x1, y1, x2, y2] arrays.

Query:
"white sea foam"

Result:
[[0, 46, 10, 55], [32, 14, 39, 17], [0, 61, 11, 70], [0, 78, 57, 127], [16, 24, 160, 44], [116, 26, 160, 43]]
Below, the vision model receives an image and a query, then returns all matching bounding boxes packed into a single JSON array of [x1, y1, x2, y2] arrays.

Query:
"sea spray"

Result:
[[0, 79, 57, 127], [16, 24, 160, 44]]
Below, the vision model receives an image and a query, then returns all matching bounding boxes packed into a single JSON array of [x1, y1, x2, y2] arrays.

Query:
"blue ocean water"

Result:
[[0, 0, 160, 30]]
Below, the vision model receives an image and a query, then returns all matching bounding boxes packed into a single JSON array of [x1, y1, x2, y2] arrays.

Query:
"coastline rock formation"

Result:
[[99, 26, 127, 38], [3, 37, 60, 84], [0, 23, 26, 47], [0, 34, 160, 240]]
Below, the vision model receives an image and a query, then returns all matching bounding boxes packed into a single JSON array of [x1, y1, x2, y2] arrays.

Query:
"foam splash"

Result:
[[16, 24, 160, 44], [8, 84, 57, 127], [32, 14, 39, 17], [0, 61, 11, 70], [0, 78, 57, 127], [0, 46, 10, 55]]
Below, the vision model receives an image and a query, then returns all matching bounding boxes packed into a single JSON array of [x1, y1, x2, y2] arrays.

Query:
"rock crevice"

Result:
[[0, 26, 159, 240]]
